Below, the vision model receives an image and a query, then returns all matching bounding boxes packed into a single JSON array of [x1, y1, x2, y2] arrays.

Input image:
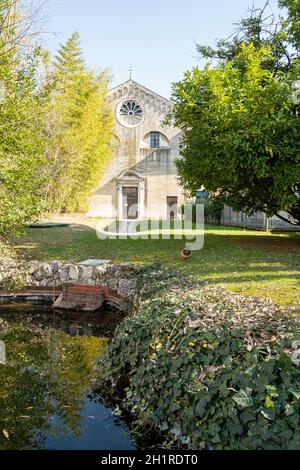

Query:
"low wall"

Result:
[[25, 261, 143, 307]]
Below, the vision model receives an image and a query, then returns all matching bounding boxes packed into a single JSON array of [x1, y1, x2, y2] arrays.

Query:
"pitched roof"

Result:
[[108, 79, 172, 106]]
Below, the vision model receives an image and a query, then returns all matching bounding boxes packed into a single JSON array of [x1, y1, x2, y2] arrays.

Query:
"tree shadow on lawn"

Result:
[[14, 225, 299, 307], [227, 234, 300, 253], [15, 225, 300, 266]]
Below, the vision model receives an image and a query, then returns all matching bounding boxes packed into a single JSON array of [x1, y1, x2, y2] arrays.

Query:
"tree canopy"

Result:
[[279, 0, 300, 49], [169, 1, 300, 225]]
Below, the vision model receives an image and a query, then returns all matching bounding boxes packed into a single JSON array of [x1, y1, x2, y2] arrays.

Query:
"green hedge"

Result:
[[97, 268, 300, 450], [181, 198, 224, 225]]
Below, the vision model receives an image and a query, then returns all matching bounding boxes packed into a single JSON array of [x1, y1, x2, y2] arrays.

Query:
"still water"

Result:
[[0, 304, 136, 450]]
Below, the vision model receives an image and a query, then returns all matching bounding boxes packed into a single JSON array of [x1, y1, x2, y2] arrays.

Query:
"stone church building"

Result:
[[88, 79, 184, 220], [87, 78, 298, 230]]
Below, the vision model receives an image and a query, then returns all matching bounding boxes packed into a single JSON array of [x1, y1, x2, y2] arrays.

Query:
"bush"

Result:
[[204, 198, 224, 225], [0, 240, 28, 291], [181, 197, 224, 225], [97, 268, 300, 450]]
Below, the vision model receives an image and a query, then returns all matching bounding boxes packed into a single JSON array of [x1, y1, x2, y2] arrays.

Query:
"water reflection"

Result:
[[0, 315, 136, 450], [44, 394, 135, 450]]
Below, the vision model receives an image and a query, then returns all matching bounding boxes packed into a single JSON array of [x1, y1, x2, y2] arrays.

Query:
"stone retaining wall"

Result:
[[28, 261, 142, 304]]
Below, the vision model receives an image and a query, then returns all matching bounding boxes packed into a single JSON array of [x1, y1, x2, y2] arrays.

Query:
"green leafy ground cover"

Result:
[[97, 267, 300, 450], [7, 224, 300, 449]]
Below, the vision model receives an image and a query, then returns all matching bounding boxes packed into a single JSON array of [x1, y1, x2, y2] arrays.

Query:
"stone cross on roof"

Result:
[[128, 66, 134, 80]]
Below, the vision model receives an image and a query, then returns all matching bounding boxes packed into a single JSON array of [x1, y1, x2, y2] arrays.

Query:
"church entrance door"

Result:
[[122, 187, 139, 219]]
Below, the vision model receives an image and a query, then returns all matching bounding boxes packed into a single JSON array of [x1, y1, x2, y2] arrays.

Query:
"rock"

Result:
[[79, 266, 94, 281], [59, 268, 70, 283], [34, 263, 52, 281], [69, 324, 82, 337], [107, 279, 119, 292], [118, 278, 137, 297], [69, 265, 79, 281], [40, 279, 49, 287], [24, 274, 31, 284], [28, 265, 36, 275], [105, 264, 118, 274], [51, 261, 62, 273], [94, 265, 109, 276]]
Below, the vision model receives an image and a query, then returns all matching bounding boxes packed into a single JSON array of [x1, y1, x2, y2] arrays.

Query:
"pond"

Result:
[[0, 303, 137, 450]]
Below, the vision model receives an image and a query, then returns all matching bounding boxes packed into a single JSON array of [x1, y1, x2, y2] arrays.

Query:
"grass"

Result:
[[13, 223, 300, 311]]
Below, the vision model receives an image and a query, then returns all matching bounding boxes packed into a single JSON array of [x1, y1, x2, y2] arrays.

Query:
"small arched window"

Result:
[[143, 132, 170, 149], [150, 132, 160, 148]]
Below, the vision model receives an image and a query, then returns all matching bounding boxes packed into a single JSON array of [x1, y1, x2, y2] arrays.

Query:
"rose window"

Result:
[[117, 100, 145, 128]]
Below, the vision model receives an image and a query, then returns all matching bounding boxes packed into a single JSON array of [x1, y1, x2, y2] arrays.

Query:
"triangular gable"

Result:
[[108, 79, 172, 111]]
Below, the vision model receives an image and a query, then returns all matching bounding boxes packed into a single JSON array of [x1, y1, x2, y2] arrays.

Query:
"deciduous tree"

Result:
[[0, 1, 47, 236], [168, 2, 300, 225]]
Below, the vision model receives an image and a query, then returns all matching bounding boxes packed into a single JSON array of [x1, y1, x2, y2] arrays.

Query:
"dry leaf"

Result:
[[3, 429, 9, 439]]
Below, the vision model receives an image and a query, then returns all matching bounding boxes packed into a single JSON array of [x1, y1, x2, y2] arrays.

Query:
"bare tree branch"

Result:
[[274, 212, 299, 226]]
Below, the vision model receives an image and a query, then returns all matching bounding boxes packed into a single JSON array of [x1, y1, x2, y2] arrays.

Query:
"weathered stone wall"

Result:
[[88, 79, 185, 219]]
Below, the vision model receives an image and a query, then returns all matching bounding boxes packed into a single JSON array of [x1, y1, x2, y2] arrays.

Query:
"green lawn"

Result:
[[14, 224, 300, 310]]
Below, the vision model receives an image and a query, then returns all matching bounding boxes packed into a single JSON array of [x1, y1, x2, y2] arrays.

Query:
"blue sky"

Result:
[[45, 0, 281, 98]]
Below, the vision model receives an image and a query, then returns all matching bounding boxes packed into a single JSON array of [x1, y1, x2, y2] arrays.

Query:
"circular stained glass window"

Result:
[[117, 100, 145, 128]]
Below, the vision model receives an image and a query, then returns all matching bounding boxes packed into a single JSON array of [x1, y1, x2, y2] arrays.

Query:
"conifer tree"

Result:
[[45, 32, 113, 213]]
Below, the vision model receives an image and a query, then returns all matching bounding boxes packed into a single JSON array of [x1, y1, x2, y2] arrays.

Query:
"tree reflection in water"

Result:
[[0, 323, 108, 449]]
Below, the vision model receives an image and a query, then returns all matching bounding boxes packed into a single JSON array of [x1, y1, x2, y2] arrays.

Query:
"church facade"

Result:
[[88, 79, 184, 220]]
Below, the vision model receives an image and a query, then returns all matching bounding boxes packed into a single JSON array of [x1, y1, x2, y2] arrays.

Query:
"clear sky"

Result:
[[44, 0, 281, 98]]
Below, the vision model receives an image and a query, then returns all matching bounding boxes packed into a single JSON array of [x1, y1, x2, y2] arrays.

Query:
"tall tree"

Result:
[[0, 1, 47, 236], [45, 32, 113, 213], [197, 2, 295, 72]]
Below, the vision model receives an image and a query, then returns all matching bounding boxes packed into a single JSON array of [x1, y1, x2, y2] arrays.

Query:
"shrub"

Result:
[[97, 268, 300, 450], [181, 197, 224, 225], [204, 198, 224, 225], [0, 240, 28, 291]]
